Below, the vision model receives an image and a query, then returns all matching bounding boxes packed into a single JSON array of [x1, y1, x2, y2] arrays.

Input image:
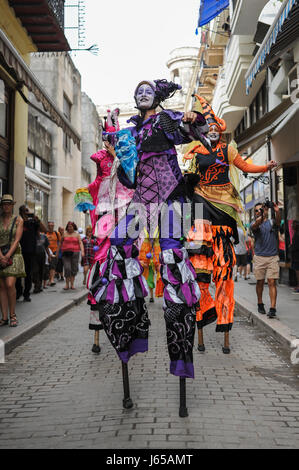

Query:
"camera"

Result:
[[264, 198, 274, 210], [27, 213, 35, 218]]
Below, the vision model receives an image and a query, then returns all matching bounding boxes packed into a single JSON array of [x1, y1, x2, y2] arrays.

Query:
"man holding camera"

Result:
[[16, 205, 47, 301], [251, 201, 281, 318]]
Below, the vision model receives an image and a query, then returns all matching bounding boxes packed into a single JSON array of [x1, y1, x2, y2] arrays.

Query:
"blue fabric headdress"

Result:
[[114, 129, 138, 184]]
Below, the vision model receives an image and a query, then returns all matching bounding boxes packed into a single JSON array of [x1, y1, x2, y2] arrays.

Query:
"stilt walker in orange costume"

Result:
[[185, 95, 277, 353]]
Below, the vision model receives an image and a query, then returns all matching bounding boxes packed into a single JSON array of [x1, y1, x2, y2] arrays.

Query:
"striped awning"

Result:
[[246, 0, 299, 94]]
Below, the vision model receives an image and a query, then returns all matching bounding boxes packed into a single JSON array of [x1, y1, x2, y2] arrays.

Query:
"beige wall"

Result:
[[271, 110, 299, 165], [29, 54, 82, 229]]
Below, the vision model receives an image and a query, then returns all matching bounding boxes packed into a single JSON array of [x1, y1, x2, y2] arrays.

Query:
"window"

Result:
[[63, 94, 72, 153], [26, 153, 34, 169], [35, 156, 42, 172], [249, 101, 257, 126]]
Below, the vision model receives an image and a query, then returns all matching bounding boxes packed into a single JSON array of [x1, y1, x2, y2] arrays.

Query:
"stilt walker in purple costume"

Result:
[[89, 79, 209, 415]]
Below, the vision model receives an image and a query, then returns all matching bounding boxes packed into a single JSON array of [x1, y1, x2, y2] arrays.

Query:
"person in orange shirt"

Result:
[[185, 95, 277, 354], [138, 232, 163, 302], [46, 221, 61, 286]]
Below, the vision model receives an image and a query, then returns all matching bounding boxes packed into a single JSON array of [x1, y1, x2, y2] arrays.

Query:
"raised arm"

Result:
[[230, 146, 277, 173]]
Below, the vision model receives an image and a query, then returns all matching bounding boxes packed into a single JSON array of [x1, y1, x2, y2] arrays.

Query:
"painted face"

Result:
[[135, 84, 155, 110], [207, 125, 220, 143]]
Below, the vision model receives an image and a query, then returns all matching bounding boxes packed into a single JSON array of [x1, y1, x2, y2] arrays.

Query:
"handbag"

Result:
[[0, 217, 17, 270]]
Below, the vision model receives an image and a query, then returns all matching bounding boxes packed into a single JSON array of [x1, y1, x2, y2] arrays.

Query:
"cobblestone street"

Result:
[[0, 298, 299, 449]]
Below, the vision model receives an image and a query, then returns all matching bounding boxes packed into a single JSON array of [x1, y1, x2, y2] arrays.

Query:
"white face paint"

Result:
[[135, 84, 155, 110], [207, 125, 220, 144]]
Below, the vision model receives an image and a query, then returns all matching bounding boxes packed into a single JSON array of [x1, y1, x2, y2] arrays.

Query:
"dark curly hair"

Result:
[[65, 221, 78, 231], [153, 79, 182, 103], [134, 79, 181, 111]]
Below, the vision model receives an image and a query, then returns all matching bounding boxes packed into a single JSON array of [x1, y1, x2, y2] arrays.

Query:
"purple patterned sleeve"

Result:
[[161, 109, 208, 146]]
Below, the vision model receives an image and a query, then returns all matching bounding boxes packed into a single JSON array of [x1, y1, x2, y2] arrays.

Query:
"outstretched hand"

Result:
[[267, 160, 277, 171], [182, 112, 197, 124]]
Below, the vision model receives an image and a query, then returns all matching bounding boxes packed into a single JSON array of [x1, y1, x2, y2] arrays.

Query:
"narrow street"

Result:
[[0, 298, 299, 449]]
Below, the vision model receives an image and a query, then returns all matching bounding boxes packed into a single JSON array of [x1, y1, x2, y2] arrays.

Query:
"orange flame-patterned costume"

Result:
[[185, 95, 269, 332]]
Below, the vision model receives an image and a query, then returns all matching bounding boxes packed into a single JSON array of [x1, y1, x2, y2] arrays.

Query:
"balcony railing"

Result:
[[47, 0, 65, 28]]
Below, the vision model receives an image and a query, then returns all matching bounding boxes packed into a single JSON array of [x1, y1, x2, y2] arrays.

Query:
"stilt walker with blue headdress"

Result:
[[88, 80, 211, 415]]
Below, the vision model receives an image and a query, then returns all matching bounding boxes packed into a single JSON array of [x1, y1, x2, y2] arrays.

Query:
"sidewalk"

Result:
[[233, 275, 299, 351], [1, 270, 298, 358], [0, 272, 87, 355]]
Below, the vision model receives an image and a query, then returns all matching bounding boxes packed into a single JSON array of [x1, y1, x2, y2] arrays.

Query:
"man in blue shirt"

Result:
[[251, 202, 281, 318]]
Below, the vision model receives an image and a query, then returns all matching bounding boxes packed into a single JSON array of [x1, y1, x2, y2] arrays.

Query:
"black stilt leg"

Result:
[[122, 361, 133, 409], [222, 331, 230, 354], [179, 377, 188, 418], [91, 330, 101, 354]]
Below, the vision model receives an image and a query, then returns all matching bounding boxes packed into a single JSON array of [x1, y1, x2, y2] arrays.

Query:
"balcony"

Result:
[[230, 0, 269, 36], [8, 0, 70, 52], [225, 35, 266, 108], [212, 66, 246, 133]]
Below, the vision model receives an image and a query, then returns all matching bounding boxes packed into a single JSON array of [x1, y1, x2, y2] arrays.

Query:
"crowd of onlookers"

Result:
[[0, 194, 96, 327]]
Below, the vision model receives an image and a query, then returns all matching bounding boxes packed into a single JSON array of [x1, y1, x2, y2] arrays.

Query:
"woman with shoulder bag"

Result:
[[59, 221, 84, 290], [0, 195, 25, 327]]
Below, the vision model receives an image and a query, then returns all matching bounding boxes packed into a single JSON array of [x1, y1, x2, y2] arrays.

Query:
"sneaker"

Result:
[[292, 288, 299, 294], [267, 308, 276, 318], [23, 296, 31, 302], [234, 277, 238, 282], [258, 303, 266, 314]]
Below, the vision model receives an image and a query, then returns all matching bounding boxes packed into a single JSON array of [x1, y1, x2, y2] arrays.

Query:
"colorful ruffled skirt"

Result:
[[187, 192, 237, 332], [88, 196, 200, 378]]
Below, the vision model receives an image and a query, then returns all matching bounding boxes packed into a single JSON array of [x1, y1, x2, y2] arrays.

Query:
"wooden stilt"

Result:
[[179, 377, 188, 417], [197, 328, 205, 352], [91, 330, 101, 353], [122, 361, 133, 409], [222, 331, 230, 354]]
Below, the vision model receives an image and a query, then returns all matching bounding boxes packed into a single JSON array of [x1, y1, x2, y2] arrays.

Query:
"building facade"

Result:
[[0, 0, 72, 207]]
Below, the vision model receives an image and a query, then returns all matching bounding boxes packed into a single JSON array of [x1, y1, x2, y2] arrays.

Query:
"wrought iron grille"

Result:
[[47, 0, 65, 28]]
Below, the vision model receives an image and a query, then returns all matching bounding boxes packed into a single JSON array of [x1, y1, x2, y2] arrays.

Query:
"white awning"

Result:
[[25, 167, 51, 192], [246, 0, 299, 94]]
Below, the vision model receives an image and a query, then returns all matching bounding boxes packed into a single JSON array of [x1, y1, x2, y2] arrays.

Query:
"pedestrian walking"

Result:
[[234, 225, 248, 281], [43, 247, 53, 289], [46, 222, 61, 286], [245, 231, 254, 278], [0, 195, 25, 327], [78, 227, 85, 273], [32, 228, 51, 293], [59, 221, 84, 290], [138, 231, 163, 302], [251, 202, 281, 318], [290, 220, 299, 293], [82, 226, 96, 285], [55, 226, 64, 281], [16, 205, 47, 301]]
